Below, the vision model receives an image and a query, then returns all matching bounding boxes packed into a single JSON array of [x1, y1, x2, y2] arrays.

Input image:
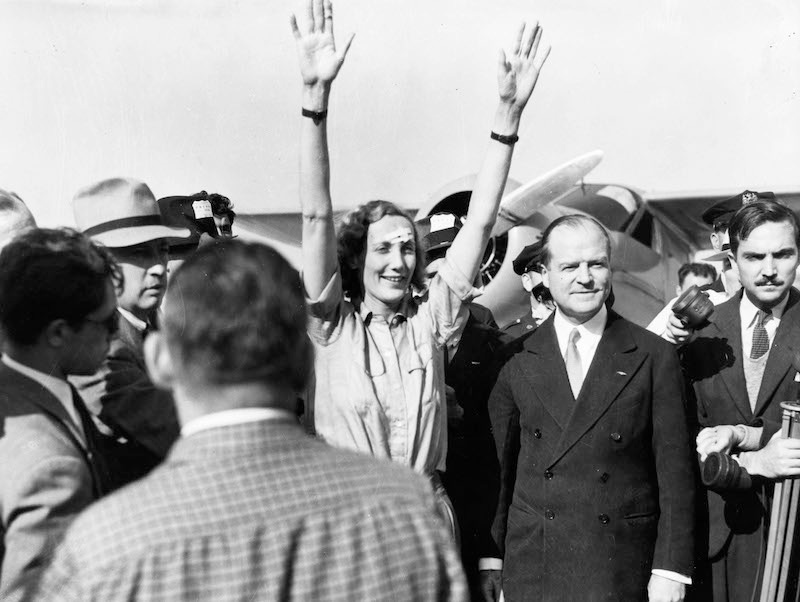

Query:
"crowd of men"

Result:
[[0, 2, 799, 601]]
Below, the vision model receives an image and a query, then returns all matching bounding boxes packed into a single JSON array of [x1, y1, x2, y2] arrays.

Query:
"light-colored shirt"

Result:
[[306, 256, 472, 475], [181, 408, 295, 437], [1, 354, 85, 445], [552, 304, 607, 377], [117, 307, 147, 332]]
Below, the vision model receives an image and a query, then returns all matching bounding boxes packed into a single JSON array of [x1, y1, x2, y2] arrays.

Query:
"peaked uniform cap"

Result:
[[72, 177, 191, 248]]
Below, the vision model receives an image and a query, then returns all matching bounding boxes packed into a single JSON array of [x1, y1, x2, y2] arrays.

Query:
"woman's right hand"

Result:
[[290, 0, 354, 90]]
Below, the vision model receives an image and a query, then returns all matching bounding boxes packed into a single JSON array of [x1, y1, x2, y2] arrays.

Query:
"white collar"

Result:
[[181, 407, 295, 438], [740, 291, 788, 327], [117, 307, 148, 332], [553, 304, 608, 342]]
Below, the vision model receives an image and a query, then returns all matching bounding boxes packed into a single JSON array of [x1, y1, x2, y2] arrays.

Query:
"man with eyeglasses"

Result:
[[0, 228, 121, 601], [71, 178, 191, 490]]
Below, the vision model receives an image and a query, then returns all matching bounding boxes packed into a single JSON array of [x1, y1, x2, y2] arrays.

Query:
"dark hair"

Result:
[[163, 239, 311, 390], [539, 214, 611, 268], [677, 262, 717, 287], [207, 192, 235, 223], [728, 200, 800, 256], [0, 228, 122, 344], [337, 200, 426, 300]]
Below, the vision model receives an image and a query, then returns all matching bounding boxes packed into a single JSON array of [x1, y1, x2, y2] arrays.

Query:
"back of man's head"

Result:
[[0, 189, 36, 249], [161, 240, 310, 392], [0, 228, 121, 345]]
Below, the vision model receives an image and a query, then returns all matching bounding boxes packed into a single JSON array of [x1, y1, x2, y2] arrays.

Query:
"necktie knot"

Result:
[[568, 328, 581, 346], [757, 309, 772, 326]]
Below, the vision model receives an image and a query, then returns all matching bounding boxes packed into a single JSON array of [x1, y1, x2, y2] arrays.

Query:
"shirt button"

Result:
[[599, 472, 610, 483], [545, 509, 555, 520], [544, 470, 553, 480], [598, 514, 610, 524], [610, 432, 622, 442], [533, 429, 542, 439]]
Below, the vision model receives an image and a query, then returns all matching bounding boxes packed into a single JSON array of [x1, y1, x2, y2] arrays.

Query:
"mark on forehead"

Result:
[[376, 228, 413, 245]]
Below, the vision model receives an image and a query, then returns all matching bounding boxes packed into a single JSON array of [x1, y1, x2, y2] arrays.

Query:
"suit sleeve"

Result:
[[487, 361, 521, 559], [76, 345, 179, 458], [650, 342, 696, 577], [0, 455, 95, 600]]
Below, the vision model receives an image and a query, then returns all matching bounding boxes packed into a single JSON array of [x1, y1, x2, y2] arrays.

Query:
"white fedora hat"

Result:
[[73, 177, 191, 248]]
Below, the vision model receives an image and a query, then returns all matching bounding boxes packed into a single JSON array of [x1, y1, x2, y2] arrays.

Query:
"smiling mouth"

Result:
[[382, 275, 406, 284]]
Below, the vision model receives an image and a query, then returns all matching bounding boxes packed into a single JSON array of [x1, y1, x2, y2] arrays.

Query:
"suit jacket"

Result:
[[70, 315, 180, 489], [35, 418, 468, 601], [680, 288, 800, 558], [0, 364, 101, 601], [489, 310, 696, 601], [442, 304, 508, 595]]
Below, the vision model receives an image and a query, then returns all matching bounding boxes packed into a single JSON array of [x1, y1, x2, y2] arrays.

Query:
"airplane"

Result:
[[0, 0, 797, 327]]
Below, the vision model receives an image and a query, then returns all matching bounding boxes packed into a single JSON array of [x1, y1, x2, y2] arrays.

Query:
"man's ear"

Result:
[[521, 272, 534, 293], [43, 319, 71, 349], [710, 231, 721, 252], [143, 332, 176, 390], [541, 265, 550, 290]]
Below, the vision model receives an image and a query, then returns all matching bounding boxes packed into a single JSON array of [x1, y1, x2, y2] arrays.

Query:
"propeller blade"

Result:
[[491, 149, 604, 237]]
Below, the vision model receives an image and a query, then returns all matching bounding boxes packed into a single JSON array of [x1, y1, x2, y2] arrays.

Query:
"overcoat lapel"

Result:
[[755, 289, 800, 415], [548, 313, 645, 467], [522, 318, 573, 430], [710, 294, 752, 422]]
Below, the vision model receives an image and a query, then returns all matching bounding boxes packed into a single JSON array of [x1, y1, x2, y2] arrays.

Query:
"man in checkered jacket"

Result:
[[35, 239, 467, 602]]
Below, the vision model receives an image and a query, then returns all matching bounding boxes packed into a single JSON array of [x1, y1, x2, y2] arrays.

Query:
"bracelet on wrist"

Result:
[[490, 131, 519, 146], [302, 108, 328, 124]]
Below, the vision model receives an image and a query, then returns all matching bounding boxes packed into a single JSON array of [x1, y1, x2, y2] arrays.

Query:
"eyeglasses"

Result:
[[83, 310, 120, 336]]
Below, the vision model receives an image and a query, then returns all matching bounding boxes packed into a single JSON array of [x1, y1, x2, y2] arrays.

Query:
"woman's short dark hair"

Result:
[[163, 239, 311, 390], [728, 199, 800, 256], [0, 228, 122, 345], [337, 200, 426, 300]]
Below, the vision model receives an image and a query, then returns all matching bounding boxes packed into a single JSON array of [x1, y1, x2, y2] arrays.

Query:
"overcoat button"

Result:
[[598, 514, 610, 524], [610, 432, 622, 442], [545, 509, 555, 520], [599, 472, 610, 483], [533, 429, 542, 439], [544, 470, 553, 480]]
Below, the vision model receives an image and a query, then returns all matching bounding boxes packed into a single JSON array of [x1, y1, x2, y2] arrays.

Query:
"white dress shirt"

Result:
[[181, 408, 295, 438], [740, 291, 787, 354], [2, 354, 85, 445], [552, 305, 608, 380]]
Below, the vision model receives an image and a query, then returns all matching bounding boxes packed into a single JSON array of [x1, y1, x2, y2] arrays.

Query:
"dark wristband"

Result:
[[490, 131, 519, 145], [302, 108, 327, 124]]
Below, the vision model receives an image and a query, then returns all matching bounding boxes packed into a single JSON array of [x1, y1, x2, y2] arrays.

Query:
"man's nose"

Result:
[[576, 263, 592, 283], [763, 257, 777, 277]]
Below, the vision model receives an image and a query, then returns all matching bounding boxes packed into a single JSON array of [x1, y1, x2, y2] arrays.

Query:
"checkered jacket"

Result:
[[35, 418, 467, 601]]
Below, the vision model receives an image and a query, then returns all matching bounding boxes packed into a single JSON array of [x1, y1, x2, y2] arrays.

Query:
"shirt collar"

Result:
[[553, 304, 608, 343], [740, 290, 789, 327], [117, 307, 148, 332], [1, 354, 74, 417], [357, 295, 411, 325], [181, 407, 296, 438]]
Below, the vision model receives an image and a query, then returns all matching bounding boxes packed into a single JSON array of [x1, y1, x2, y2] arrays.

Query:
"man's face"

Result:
[[112, 239, 169, 317], [541, 222, 612, 325], [677, 273, 716, 296], [63, 280, 118, 375], [733, 220, 799, 310]]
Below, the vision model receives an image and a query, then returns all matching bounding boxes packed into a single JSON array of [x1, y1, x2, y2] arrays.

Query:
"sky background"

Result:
[[0, 0, 798, 228]]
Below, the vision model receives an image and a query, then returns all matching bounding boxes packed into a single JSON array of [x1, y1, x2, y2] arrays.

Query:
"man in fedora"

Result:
[[71, 177, 191, 489]]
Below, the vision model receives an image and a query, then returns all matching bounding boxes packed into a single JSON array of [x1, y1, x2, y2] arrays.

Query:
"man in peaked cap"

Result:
[[503, 240, 555, 341], [0, 189, 36, 250], [417, 212, 508, 599], [70, 177, 191, 490]]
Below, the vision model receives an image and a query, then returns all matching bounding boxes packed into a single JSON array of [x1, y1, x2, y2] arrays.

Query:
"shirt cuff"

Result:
[[651, 569, 691, 585], [736, 424, 763, 451], [479, 558, 503, 571]]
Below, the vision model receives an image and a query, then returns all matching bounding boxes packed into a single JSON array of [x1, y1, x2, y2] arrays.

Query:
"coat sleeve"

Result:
[[0, 453, 95, 601], [487, 361, 521, 559], [650, 342, 697, 577]]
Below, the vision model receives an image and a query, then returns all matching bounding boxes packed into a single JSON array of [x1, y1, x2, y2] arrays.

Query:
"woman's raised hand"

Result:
[[290, 0, 354, 88], [497, 22, 551, 112]]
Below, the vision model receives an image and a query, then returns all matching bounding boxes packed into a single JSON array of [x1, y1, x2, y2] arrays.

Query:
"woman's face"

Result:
[[360, 214, 417, 316]]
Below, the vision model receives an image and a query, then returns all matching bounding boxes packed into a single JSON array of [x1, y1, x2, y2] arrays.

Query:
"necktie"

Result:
[[564, 328, 583, 398], [750, 309, 772, 359]]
